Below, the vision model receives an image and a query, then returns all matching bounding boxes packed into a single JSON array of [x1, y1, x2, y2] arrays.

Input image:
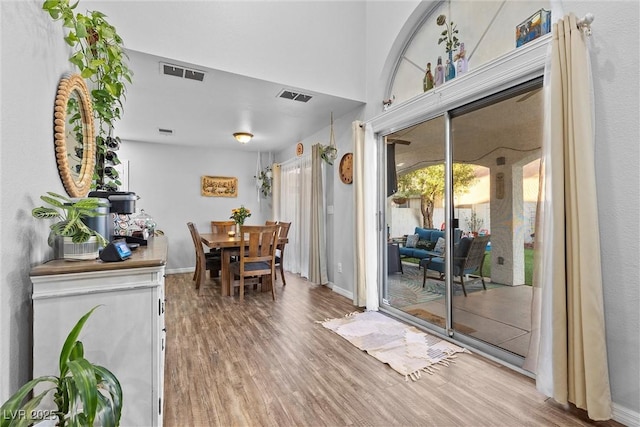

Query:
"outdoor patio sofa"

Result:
[[398, 227, 462, 260]]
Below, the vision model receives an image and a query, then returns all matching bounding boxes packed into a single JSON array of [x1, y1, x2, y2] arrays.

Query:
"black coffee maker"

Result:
[[88, 191, 139, 243]]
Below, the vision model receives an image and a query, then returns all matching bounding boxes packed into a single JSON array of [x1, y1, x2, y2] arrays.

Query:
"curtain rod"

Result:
[[577, 13, 594, 35], [276, 153, 311, 167]]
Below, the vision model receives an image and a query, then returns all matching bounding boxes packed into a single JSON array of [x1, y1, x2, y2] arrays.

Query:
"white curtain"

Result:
[[278, 155, 311, 278], [353, 122, 366, 307], [274, 149, 328, 285], [527, 13, 612, 420], [354, 121, 379, 310]]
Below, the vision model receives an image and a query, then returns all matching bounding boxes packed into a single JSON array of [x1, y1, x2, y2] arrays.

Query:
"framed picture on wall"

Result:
[[201, 176, 237, 197]]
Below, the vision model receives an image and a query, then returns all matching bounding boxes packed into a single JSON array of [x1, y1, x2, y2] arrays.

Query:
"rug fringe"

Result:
[[405, 370, 422, 381], [315, 311, 362, 324], [404, 356, 463, 381]]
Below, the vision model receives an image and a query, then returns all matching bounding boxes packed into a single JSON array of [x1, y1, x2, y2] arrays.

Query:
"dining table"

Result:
[[200, 232, 288, 297]]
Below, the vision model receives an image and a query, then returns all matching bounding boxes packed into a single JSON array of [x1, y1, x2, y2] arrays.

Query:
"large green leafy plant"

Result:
[[0, 306, 122, 427], [43, 0, 133, 191], [32, 192, 108, 247]]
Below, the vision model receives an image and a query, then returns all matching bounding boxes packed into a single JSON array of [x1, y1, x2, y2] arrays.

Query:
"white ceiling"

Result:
[[390, 84, 543, 173], [115, 49, 365, 152]]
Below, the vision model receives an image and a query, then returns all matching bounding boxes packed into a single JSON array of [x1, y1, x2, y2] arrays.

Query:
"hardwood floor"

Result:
[[163, 272, 620, 427]]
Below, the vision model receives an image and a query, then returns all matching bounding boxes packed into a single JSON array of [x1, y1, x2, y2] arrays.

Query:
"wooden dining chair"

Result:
[[211, 220, 238, 263], [265, 220, 278, 226], [211, 220, 236, 234], [229, 225, 278, 301], [274, 221, 291, 286], [187, 222, 221, 296]]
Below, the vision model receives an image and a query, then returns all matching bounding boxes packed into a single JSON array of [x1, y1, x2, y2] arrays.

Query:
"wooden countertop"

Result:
[[30, 236, 168, 276]]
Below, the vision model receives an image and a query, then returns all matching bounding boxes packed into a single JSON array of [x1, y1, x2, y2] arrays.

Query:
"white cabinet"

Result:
[[31, 238, 167, 427]]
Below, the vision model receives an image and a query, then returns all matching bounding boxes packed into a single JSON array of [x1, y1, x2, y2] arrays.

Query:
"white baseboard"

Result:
[[613, 402, 640, 426], [167, 267, 194, 275], [330, 283, 353, 300]]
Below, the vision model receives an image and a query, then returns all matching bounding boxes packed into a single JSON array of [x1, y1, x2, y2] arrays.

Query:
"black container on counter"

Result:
[[88, 191, 138, 214]]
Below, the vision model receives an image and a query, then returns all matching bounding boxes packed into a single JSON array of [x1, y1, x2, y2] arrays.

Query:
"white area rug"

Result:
[[320, 311, 470, 381]]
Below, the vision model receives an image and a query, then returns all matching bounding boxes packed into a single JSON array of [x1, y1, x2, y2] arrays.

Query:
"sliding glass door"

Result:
[[384, 115, 450, 332], [382, 79, 543, 368]]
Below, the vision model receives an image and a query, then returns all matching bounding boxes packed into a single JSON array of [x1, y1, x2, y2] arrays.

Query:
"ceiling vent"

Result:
[[160, 62, 205, 82], [184, 69, 205, 82], [158, 128, 174, 136], [277, 89, 313, 103]]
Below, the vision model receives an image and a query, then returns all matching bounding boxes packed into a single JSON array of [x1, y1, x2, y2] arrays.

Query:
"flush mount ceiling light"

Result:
[[233, 132, 253, 144]]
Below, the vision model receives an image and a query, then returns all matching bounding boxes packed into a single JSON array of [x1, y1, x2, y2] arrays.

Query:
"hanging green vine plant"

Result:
[[43, 0, 133, 191], [320, 112, 338, 165]]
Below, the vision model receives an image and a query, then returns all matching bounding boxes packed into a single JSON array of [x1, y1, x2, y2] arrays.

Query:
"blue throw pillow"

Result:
[[405, 234, 419, 248]]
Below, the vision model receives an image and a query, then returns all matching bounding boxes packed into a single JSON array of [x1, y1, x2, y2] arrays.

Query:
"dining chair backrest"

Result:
[[211, 220, 236, 234], [187, 222, 203, 259], [276, 221, 291, 243], [188, 222, 206, 291], [265, 220, 278, 226], [228, 225, 278, 300], [239, 225, 278, 264], [188, 222, 223, 295]]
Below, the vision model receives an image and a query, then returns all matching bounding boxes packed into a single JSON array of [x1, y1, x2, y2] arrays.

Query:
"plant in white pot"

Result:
[[0, 306, 122, 427], [32, 192, 109, 259]]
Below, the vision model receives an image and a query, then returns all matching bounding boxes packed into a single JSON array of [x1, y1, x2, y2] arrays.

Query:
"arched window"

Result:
[[388, 0, 551, 105]]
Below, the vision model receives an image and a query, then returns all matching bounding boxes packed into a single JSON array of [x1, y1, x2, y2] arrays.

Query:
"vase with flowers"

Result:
[[230, 206, 252, 235], [437, 14, 460, 82]]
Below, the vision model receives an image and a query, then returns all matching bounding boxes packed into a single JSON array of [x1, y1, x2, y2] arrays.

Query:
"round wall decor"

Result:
[[338, 152, 353, 184]]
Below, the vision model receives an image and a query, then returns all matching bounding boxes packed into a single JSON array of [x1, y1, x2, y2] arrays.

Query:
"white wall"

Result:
[[275, 105, 364, 297], [89, 0, 367, 102], [583, 1, 640, 417], [0, 0, 75, 401], [118, 141, 273, 271]]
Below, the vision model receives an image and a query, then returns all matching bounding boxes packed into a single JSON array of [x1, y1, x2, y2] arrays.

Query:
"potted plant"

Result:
[[254, 166, 272, 197], [42, 0, 133, 191], [32, 192, 109, 259], [319, 144, 338, 165], [391, 191, 408, 205], [465, 211, 484, 237], [0, 306, 122, 427]]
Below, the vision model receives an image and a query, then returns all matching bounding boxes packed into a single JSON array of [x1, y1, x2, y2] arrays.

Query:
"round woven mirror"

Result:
[[54, 73, 96, 197]]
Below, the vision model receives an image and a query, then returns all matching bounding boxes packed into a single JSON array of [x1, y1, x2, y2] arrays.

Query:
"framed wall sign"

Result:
[[201, 176, 237, 197]]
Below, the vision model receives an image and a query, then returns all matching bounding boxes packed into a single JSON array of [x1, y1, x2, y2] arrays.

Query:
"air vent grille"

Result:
[[277, 89, 313, 103], [162, 64, 183, 78], [160, 62, 205, 82], [184, 69, 205, 82]]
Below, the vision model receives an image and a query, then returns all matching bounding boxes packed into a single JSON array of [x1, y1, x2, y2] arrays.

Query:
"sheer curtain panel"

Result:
[[354, 121, 379, 310], [278, 156, 311, 278], [528, 13, 612, 420]]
